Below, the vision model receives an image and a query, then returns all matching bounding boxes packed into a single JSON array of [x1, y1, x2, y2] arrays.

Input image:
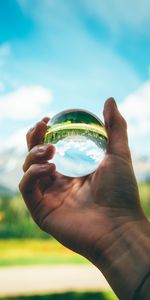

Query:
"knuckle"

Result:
[[28, 164, 37, 174], [29, 145, 37, 156], [25, 165, 36, 178], [28, 163, 48, 175], [35, 121, 45, 131], [30, 144, 46, 155], [30, 144, 39, 153], [36, 144, 46, 153], [29, 146, 41, 160]]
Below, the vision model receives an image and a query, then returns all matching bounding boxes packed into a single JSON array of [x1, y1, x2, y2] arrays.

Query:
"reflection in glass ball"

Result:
[[44, 109, 108, 177]]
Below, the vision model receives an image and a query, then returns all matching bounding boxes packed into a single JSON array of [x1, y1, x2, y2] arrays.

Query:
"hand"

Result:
[[19, 98, 147, 261]]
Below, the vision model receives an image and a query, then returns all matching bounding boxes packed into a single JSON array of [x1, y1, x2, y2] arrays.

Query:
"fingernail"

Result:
[[105, 97, 117, 109]]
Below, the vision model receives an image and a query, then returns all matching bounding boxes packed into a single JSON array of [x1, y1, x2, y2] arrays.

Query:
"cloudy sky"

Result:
[[0, 0, 150, 157]]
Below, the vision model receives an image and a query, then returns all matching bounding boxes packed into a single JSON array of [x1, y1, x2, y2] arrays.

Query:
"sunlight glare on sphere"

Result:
[[44, 109, 108, 177]]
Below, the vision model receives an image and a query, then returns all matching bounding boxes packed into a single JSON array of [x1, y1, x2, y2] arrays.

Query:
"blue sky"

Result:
[[0, 0, 150, 158]]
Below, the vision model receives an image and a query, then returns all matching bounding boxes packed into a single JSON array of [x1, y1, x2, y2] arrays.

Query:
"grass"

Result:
[[0, 242, 118, 300], [0, 183, 149, 267], [139, 182, 150, 218], [0, 291, 118, 300], [0, 239, 88, 267]]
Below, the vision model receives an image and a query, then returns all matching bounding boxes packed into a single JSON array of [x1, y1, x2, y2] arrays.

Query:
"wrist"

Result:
[[91, 218, 150, 300]]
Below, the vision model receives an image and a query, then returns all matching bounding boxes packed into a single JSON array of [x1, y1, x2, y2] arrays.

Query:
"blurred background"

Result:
[[0, 0, 150, 299]]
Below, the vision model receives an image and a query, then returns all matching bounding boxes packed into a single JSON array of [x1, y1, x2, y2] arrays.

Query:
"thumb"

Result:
[[103, 98, 131, 160]]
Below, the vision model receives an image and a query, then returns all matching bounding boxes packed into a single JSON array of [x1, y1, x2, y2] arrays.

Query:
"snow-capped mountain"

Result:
[[0, 146, 26, 192], [0, 144, 150, 194]]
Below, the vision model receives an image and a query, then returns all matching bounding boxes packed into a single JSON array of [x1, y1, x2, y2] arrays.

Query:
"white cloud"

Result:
[[0, 85, 53, 120], [119, 81, 150, 138], [1, 127, 28, 153], [133, 156, 150, 181], [83, 0, 150, 33]]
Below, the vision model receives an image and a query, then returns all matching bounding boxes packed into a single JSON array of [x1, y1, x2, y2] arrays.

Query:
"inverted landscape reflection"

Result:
[[44, 109, 108, 177]]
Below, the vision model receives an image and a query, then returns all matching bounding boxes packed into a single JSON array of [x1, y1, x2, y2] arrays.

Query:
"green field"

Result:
[[0, 291, 118, 300], [139, 182, 150, 218], [44, 123, 107, 150], [0, 239, 88, 267], [0, 241, 118, 300], [0, 182, 149, 267], [0, 183, 148, 300]]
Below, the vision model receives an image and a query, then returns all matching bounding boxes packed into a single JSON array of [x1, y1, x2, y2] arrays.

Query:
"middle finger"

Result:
[[23, 144, 56, 172]]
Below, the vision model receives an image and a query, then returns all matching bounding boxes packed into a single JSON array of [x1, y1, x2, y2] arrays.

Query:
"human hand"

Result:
[[19, 98, 147, 261]]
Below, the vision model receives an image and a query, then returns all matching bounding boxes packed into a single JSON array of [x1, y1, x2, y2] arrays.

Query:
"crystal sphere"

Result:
[[44, 109, 108, 177]]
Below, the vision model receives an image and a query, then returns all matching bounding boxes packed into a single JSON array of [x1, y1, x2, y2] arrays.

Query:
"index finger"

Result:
[[26, 117, 50, 151]]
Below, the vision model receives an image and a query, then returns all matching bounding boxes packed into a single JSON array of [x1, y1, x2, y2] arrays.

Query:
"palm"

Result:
[[35, 153, 140, 258], [38, 167, 95, 251]]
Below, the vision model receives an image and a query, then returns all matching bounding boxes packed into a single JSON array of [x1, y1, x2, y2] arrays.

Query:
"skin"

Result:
[[19, 98, 150, 299]]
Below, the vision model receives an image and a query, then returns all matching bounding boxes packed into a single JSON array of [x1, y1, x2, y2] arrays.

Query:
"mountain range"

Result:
[[0, 146, 26, 194], [0, 145, 150, 196]]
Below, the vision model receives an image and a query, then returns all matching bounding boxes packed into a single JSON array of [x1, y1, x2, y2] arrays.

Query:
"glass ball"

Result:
[[44, 109, 108, 177]]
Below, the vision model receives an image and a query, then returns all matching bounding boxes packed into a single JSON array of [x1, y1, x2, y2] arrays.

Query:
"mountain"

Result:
[[0, 146, 26, 192], [0, 144, 150, 193]]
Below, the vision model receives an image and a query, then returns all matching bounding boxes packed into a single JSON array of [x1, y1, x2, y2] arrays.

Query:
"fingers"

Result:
[[26, 117, 50, 151], [23, 144, 56, 172], [103, 98, 131, 160], [19, 163, 56, 208], [19, 117, 56, 218]]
